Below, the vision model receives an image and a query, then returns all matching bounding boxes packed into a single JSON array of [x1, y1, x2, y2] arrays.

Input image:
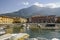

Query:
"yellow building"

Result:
[[0, 16, 13, 24], [0, 16, 27, 24], [13, 17, 27, 23], [19, 17, 27, 23]]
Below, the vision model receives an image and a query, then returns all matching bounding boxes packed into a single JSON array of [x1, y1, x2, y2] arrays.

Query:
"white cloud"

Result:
[[45, 3, 56, 8], [34, 2, 44, 7], [33, 2, 60, 8], [22, 2, 29, 6]]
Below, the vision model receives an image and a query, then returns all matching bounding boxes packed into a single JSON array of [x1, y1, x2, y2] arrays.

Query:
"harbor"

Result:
[[0, 23, 60, 40]]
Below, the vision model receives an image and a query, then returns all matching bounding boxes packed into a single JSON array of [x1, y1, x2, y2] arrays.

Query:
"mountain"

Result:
[[0, 5, 60, 18]]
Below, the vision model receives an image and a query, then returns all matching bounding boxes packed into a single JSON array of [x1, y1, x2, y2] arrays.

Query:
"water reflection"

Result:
[[26, 29, 60, 39]]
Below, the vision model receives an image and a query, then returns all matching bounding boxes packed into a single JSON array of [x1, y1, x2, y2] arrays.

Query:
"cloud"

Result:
[[33, 2, 60, 8], [45, 3, 57, 8], [34, 2, 44, 7], [22, 2, 29, 6]]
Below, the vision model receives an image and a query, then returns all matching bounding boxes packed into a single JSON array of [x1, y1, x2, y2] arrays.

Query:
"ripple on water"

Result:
[[26, 29, 60, 39]]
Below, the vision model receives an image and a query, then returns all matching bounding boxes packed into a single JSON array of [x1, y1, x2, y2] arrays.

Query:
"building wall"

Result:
[[56, 17, 60, 23], [0, 16, 13, 24], [29, 15, 56, 23], [29, 16, 47, 23], [13, 17, 27, 23], [19, 18, 27, 23], [46, 15, 56, 23]]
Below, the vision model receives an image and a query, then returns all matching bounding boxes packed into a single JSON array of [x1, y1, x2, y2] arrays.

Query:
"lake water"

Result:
[[26, 29, 60, 39]]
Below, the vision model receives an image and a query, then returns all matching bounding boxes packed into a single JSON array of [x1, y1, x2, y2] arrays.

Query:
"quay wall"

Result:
[[0, 23, 60, 29]]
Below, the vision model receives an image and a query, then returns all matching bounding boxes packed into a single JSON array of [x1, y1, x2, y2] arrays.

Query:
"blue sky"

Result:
[[0, 0, 60, 14]]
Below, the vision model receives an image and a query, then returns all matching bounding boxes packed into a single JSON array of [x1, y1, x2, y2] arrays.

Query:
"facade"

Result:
[[0, 16, 27, 24], [46, 15, 56, 23], [29, 15, 56, 23], [13, 17, 27, 23], [56, 17, 60, 23], [19, 17, 27, 23], [0, 16, 13, 24], [29, 16, 47, 23]]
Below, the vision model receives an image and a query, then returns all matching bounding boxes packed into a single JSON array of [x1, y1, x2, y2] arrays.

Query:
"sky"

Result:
[[0, 0, 60, 14]]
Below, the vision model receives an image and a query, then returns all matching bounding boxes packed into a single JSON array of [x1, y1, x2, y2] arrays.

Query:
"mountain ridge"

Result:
[[0, 5, 60, 18]]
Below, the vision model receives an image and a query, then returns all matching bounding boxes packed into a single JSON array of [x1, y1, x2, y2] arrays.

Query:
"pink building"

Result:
[[29, 15, 56, 23]]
